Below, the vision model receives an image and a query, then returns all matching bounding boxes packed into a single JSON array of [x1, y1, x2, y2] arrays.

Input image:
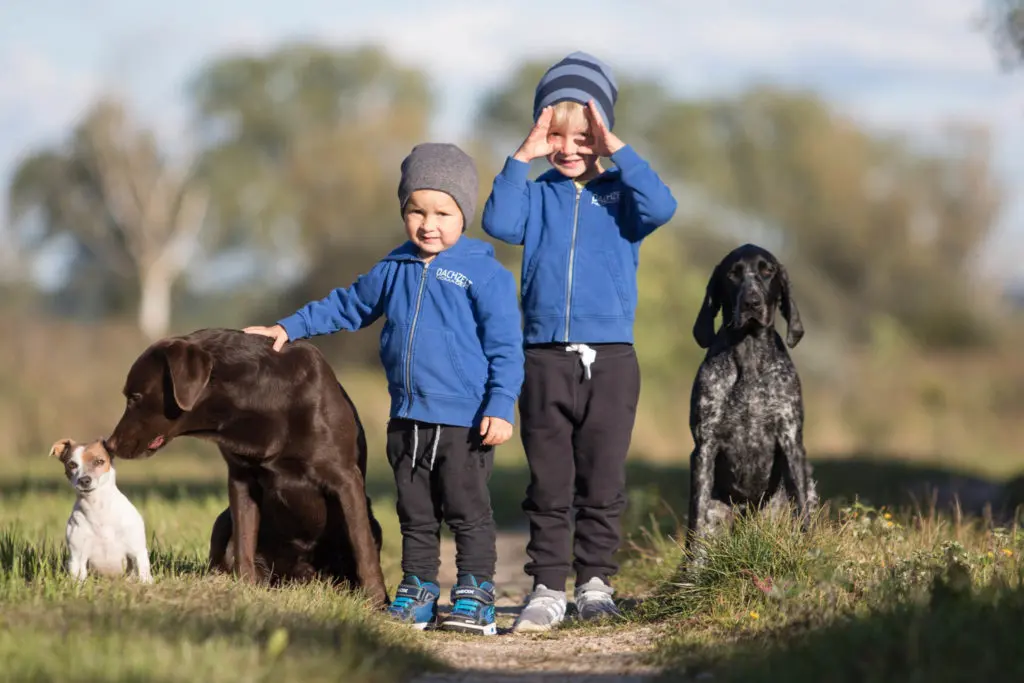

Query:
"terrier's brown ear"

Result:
[[48, 439, 73, 461]]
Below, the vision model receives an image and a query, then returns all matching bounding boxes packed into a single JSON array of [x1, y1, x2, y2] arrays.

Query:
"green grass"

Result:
[[5, 449, 1024, 681], [0, 464, 435, 683], [633, 501, 1024, 682]]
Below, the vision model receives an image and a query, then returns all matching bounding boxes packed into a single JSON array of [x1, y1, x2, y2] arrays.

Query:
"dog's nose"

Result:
[[742, 288, 763, 306], [78, 476, 92, 488]]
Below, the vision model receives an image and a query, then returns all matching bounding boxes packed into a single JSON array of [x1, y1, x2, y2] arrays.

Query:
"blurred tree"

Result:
[[189, 43, 429, 264], [982, 0, 1024, 68], [187, 43, 432, 362], [647, 87, 1002, 347], [7, 99, 208, 339]]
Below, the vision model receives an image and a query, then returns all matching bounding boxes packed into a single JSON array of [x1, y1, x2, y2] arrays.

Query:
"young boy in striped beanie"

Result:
[[482, 51, 678, 631]]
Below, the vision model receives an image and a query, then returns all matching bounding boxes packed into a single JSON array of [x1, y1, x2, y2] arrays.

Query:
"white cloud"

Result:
[[0, 44, 101, 278], [674, 1, 994, 70], [0, 44, 99, 150]]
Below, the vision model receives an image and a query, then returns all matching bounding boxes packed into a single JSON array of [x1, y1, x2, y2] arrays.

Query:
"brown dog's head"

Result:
[[692, 243, 804, 350], [104, 338, 213, 460]]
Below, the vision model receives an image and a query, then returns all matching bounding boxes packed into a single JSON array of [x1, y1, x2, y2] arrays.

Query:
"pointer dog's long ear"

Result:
[[777, 263, 804, 348], [693, 264, 722, 349]]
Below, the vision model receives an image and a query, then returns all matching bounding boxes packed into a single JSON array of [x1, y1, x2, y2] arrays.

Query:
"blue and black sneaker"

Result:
[[439, 575, 497, 636], [387, 576, 440, 630]]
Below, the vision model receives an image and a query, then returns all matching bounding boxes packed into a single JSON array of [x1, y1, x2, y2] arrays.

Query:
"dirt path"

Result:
[[412, 531, 664, 683]]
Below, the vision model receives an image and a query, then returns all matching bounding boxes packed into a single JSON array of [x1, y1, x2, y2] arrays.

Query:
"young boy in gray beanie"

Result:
[[246, 142, 524, 636], [482, 51, 677, 631]]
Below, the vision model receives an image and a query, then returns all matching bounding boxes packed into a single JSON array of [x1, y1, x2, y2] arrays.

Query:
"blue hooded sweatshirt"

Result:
[[276, 236, 524, 428], [481, 145, 677, 345]]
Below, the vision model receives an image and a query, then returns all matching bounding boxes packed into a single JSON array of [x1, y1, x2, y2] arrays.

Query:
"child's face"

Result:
[[403, 189, 464, 260], [546, 112, 599, 181]]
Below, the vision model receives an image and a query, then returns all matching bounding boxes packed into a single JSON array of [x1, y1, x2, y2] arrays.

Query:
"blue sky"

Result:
[[1, 0, 1022, 281]]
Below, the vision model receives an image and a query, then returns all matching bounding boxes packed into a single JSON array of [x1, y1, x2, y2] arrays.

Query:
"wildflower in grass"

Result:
[[988, 551, 995, 559], [1001, 548, 1013, 557], [883, 513, 892, 520], [749, 611, 759, 620]]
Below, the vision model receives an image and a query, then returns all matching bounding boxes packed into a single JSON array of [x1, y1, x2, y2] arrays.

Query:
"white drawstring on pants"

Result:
[[566, 343, 597, 380], [411, 422, 443, 471]]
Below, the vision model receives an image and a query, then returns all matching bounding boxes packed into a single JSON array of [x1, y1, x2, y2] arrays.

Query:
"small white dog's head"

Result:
[[49, 438, 115, 495]]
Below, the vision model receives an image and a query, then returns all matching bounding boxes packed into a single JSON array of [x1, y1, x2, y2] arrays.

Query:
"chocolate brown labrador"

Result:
[[104, 328, 388, 606]]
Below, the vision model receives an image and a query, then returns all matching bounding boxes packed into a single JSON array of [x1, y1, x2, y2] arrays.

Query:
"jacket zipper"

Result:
[[403, 262, 431, 415], [563, 184, 583, 341]]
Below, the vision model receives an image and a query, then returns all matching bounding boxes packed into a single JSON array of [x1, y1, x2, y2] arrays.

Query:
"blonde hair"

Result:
[[549, 100, 590, 133]]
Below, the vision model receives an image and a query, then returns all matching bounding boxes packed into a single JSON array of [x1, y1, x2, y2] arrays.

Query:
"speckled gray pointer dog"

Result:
[[686, 244, 818, 556]]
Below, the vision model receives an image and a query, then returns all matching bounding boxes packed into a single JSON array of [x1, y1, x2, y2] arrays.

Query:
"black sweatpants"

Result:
[[519, 343, 641, 591], [386, 418, 496, 584]]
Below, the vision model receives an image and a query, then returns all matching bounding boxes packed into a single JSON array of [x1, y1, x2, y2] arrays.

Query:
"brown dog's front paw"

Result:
[[234, 563, 260, 584], [367, 586, 390, 610]]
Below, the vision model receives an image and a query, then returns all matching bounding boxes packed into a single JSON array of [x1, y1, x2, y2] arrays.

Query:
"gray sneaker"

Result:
[[512, 584, 567, 633], [574, 577, 622, 621]]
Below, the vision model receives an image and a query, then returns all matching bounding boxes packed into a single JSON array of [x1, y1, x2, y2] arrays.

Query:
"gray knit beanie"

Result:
[[534, 51, 619, 130], [398, 143, 478, 227]]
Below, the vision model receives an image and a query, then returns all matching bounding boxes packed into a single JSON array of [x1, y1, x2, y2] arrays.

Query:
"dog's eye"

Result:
[[759, 262, 774, 278], [67, 462, 78, 470], [94, 460, 105, 467], [126, 393, 142, 406]]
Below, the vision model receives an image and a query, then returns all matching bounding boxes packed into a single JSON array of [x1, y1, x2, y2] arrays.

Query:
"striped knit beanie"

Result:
[[533, 51, 619, 130]]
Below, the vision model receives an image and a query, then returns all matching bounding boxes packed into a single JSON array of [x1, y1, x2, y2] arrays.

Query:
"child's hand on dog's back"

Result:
[[244, 324, 290, 352], [512, 106, 557, 163], [480, 416, 514, 446]]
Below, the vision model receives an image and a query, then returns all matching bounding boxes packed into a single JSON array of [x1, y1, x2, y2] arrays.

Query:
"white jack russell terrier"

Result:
[[49, 438, 153, 583]]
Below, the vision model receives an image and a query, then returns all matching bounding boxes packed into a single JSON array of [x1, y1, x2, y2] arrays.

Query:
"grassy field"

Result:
[[630, 502, 1024, 682], [0, 453, 439, 683], [3, 446, 1024, 682]]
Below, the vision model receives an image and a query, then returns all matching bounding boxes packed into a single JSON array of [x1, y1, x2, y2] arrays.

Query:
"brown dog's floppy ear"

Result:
[[163, 339, 213, 411], [98, 438, 115, 463], [693, 264, 722, 349], [777, 264, 804, 348], [48, 439, 72, 460]]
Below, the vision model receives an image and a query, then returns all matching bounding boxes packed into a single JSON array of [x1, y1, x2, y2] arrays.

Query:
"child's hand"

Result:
[[512, 106, 556, 163], [243, 324, 290, 352], [583, 100, 625, 157], [479, 416, 513, 446]]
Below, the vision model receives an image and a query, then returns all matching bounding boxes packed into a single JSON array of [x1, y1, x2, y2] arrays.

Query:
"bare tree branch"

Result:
[[54, 188, 135, 278], [152, 183, 209, 274], [68, 98, 209, 338]]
